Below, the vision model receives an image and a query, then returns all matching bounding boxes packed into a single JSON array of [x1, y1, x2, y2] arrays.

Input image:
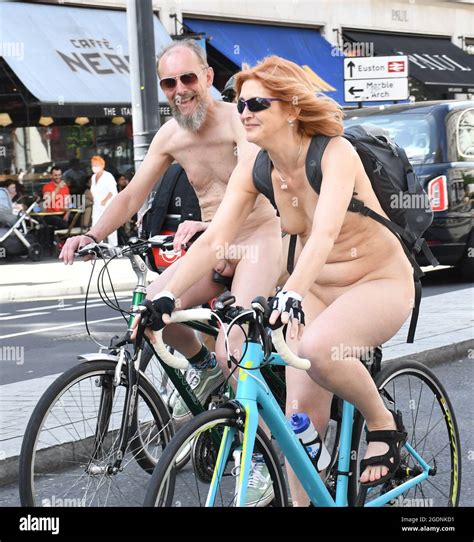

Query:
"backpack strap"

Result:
[[252, 149, 277, 213], [305, 135, 333, 194], [348, 197, 439, 269], [348, 197, 431, 343], [287, 234, 297, 274]]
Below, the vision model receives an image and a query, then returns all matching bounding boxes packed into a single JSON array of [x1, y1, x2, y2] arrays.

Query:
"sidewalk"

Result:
[[0, 263, 473, 485], [0, 257, 159, 302]]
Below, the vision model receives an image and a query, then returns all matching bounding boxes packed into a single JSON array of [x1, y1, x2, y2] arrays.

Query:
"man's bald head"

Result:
[[157, 39, 208, 77]]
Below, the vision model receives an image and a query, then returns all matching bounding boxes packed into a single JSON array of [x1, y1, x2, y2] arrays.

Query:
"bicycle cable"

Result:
[[96, 251, 131, 320], [83, 254, 109, 349], [83, 245, 132, 349]]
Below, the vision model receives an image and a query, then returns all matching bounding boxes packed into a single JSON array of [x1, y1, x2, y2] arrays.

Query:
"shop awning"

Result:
[[184, 18, 348, 105], [344, 30, 474, 93], [0, 2, 218, 117]]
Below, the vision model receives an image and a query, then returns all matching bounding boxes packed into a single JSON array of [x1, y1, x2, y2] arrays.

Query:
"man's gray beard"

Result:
[[171, 97, 208, 132]]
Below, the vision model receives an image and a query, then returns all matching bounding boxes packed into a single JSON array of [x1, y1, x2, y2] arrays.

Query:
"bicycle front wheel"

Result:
[[19, 360, 174, 507], [349, 360, 461, 507], [144, 407, 289, 507]]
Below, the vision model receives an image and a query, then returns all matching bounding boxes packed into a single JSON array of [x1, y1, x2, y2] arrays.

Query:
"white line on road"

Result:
[[0, 316, 123, 339], [57, 304, 104, 311], [16, 304, 72, 312], [0, 312, 50, 321]]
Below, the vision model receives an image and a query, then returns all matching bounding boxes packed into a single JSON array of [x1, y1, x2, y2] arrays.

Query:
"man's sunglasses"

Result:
[[159, 67, 208, 91], [237, 97, 285, 114]]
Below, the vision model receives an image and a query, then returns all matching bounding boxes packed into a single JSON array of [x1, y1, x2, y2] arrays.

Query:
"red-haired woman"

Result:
[[90, 156, 118, 245], [149, 56, 414, 506]]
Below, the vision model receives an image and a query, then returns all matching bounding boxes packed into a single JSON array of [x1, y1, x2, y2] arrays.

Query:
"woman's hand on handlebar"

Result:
[[131, 292, 176, 343], [59, 234, 98, 264], [269, 290, 306, 341]]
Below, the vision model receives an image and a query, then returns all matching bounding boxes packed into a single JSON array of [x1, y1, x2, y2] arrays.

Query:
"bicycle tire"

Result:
[[144, 407, 289, 507], [348, 360, 461, 507], [19, 360, 174, 507]]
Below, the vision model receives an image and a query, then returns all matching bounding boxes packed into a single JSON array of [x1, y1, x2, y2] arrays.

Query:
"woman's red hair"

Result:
[[235, 55, 344, 138]]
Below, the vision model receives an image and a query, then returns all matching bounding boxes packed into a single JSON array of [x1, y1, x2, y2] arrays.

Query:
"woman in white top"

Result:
[[90, 156, 118, 245]]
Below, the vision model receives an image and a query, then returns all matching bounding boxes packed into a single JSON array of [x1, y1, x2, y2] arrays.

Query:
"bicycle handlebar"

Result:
[[151, 308, 311, 371], [75, 236, 179, 260]]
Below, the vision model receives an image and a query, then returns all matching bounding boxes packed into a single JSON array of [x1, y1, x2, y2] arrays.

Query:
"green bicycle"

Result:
[[18, 238, 286, 507]]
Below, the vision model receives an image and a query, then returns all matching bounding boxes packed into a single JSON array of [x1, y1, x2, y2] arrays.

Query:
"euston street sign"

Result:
[[344, 78, 409, 102], [344, 56, 408, 80]]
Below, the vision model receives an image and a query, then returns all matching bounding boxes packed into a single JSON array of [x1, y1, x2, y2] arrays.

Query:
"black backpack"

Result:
[[142, 163, 201, 237], [252, 124, 439, 343]]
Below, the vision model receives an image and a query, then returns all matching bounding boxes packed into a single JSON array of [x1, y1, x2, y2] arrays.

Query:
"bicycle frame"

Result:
[[206, 339, 435, 508]]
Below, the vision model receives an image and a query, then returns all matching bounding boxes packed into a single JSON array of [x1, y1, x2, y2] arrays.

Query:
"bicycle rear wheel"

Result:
[[144, 407, 289, 507], [19, 360, 174, 507], [349, 360, 461, 507]]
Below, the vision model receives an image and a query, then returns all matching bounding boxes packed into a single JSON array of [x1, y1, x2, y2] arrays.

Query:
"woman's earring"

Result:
[[288, 119, 295, 127]]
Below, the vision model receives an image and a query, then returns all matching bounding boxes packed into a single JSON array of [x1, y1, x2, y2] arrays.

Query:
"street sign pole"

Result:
[[126, 0, 160, 175]]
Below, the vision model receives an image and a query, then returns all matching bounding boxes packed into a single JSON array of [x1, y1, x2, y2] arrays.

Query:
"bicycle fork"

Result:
[[86, 347, 143, 475]]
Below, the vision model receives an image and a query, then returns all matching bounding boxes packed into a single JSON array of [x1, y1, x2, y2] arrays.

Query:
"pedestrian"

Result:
[[41, 167, 70, 229], [89, 156, 118, 246], [117, 174, 129, 192]]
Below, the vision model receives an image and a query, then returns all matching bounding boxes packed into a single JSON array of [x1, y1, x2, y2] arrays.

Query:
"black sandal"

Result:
[[359, 409, 408, 488]]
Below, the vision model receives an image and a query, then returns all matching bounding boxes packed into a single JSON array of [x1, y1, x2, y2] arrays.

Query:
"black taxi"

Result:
[[345, 101, 474, 279]]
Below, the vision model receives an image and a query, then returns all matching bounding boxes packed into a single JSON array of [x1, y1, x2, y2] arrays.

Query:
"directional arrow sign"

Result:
[[344, 78, 409, 102], [344, 56, 408, 80]]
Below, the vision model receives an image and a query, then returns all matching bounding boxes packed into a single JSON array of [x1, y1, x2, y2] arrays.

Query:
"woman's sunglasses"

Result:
[[159, 67, 208, 91], [237, 97, 285, 114]]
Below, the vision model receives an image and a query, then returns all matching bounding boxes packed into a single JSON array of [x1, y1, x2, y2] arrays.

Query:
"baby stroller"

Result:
[[0, 188, 47, 261]]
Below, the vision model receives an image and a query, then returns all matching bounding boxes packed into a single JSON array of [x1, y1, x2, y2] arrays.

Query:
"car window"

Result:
[[344, 112, 439, 165], [457, 108, 474, 159]]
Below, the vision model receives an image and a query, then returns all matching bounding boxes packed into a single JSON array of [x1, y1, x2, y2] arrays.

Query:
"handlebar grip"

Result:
[[152, 309, 214, 370], [271, 327, 311, 371]]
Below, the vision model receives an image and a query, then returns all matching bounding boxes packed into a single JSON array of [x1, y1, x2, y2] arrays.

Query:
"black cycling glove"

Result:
[[269, 290, 305, 330], [142, 292, 175, 331]]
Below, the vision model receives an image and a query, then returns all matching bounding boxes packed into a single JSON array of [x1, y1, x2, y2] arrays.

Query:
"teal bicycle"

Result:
[[144, 295, 461, 507]]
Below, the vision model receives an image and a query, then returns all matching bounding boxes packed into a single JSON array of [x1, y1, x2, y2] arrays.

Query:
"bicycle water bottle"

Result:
[[290, 413, 331, 472]]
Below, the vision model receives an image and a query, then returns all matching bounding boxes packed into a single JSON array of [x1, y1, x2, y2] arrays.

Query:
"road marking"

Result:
[[17, 304, 72, 312], [57, 304, 104, 311], [0, 312, 50, 321], [0, 316, 123, 339], [0, 313, 10, 317]]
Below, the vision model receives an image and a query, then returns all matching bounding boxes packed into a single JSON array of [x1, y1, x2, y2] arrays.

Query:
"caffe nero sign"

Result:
[[0, 2, 172, 105], [57, 38, 130, 75]]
